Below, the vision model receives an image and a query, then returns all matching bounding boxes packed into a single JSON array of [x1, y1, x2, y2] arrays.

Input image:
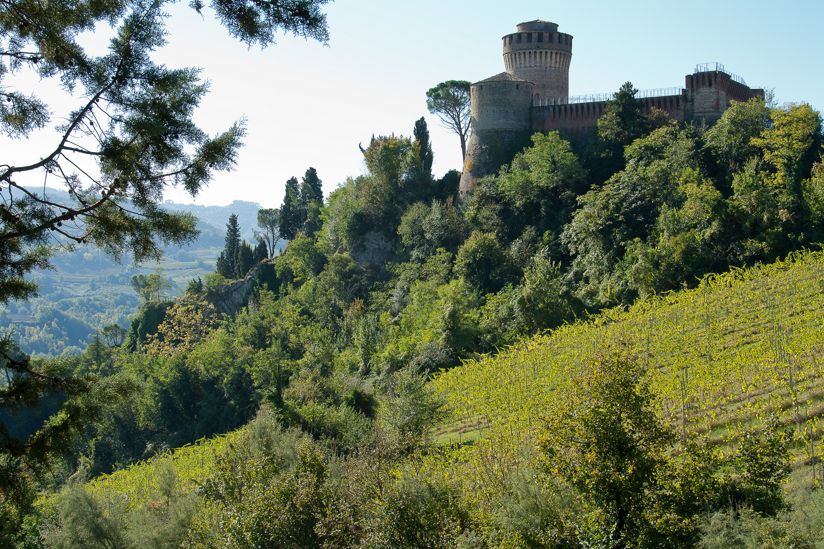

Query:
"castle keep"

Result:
[[459, 20, 764, 194]]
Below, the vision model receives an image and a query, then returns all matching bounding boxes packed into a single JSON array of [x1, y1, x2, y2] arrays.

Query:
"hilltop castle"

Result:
[[459, 20, 764, 194]]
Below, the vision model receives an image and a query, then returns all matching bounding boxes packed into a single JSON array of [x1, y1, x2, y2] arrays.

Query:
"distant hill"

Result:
[[0, 188, 269, 356]]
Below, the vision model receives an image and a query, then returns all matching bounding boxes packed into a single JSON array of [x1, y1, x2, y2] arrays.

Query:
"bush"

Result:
[[363, 474, 467, 549]]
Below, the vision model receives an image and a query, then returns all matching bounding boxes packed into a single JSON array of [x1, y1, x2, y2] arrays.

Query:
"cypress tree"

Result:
[[300, 167, 324, 206], [218, 214, 241, 278], [253, 238, 268, 263], [279, 177, 302, 240], [412, 117, 435, 200], [235, 240, 255, 278]]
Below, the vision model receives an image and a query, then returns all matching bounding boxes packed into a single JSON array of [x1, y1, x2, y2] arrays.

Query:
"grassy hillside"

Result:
[[78, 250, 824, 511], [432, 249, 824, 486]]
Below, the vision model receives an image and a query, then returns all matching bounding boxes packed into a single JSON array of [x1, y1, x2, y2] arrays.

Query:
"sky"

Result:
[[4, 0, 823, 208]]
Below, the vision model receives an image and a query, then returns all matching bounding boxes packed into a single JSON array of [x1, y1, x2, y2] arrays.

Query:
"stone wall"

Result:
[[459, 73, 533, 194]]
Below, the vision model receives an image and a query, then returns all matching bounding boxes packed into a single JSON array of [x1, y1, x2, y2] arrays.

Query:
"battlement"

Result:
[[503, 30, 573, 52]]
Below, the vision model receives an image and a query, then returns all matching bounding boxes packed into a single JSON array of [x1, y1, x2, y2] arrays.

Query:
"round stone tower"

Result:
[[458, 72, 534, 195], [458, 20, 574, 195], [503, 20, 572, 103]]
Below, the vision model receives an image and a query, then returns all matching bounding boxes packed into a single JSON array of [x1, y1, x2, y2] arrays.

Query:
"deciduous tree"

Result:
[[256, 208, 282, 258]]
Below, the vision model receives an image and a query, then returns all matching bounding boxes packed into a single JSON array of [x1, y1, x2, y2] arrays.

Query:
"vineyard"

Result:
[[431, 249, 824, 491], [65, 430, 244, 510], [65, 251, 824, 510]]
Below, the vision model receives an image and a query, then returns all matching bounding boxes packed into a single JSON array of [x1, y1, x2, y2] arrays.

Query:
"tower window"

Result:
[[527, 33, 532, 43], [537, 33, 543, 42], [517, 34, 522, 43]]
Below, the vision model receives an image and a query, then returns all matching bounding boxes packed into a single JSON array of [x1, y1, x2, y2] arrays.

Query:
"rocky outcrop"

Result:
[[350, 230, 393, 271], [205, 260, 276, 317]]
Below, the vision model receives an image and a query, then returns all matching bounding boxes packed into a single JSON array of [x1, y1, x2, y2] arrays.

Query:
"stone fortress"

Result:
[[459, 20, 764, 194]]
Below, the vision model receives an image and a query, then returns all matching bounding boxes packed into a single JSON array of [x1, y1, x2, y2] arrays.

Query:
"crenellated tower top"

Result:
[[502, 20, 572, 103]]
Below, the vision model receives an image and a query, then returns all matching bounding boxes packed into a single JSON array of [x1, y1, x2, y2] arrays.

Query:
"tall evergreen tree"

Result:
[[414, 117, 434, 179], [235, 240, 255, 278], [218, 214, 241, 278], [587, 82, 652, 184], [253, 238, 269, 263], [411, 117, 435, 200], [300, 167, 324, 206], [279, 177, 303, 240], [597, 82, 649, 146]]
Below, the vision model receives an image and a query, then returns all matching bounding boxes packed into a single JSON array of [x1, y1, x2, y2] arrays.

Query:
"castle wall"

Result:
[[531, 94, 686, 139]]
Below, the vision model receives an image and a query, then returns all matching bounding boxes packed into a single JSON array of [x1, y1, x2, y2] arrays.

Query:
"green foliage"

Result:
[[255, 207, 281, 258], [145, 295, 220, 356], [45, 463, 199, 548], [488, 469, 582, 548], [597, 82, 651, 146], [186, 410, 326, 548], [275, 233, 325, 287], [412, 117, 435, 194], [363, 473, 468, 549], [216, 214, 241, 278], [704, 98, 771, 181], [803, 158, 824, 237], [380, 369, 446, 455], [540, 345, 672, 546], [565, 124, 704, 305], [515, 255, 575, 332], [398, 200, 467, 261], [497, 132, 587, 238], [301, 167, 325, 206], [455, 231, 517, 293], [753, 103, 822, 191], [125, 301, 172, 352], [130, 272, 173, 304], [279, 176, 303, 241], [728, 417, 791, 516], [588, 81, 653, 183]]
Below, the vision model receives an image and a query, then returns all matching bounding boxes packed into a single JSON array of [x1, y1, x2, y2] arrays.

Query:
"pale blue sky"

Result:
[[6, 0, 823, 207]]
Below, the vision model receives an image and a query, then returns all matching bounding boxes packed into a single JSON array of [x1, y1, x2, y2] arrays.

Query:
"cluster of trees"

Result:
[[3, 53, 824, 543], [215, 214, 268, 280], [279, 167, 325, 240]]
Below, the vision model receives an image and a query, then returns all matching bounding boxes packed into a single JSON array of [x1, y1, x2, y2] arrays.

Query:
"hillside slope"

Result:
[[433, 250, 824, 483], [80, 250, 824, 508]]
